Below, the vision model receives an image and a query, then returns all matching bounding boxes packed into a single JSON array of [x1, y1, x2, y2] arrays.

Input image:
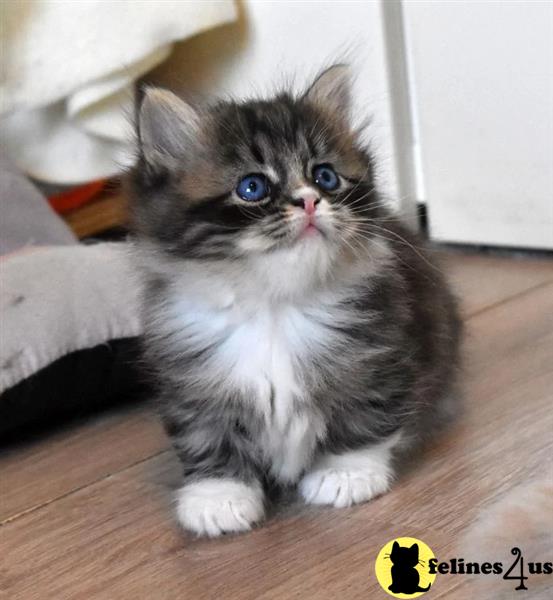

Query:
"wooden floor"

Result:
[[1, 250, 552, 600]]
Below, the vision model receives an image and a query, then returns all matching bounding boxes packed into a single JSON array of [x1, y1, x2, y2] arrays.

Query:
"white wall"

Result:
[[404, 1, 553, 249], [150, 0, 401, 204]]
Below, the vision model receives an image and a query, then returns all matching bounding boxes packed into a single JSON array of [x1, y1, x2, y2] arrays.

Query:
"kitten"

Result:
[[129, 65, 462, 537]]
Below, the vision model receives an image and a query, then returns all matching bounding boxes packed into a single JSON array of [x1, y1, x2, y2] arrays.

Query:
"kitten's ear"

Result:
[[410, 544, 419, 552], [138, 87, 201, 168], [305, 64, 351, 118], [392, 541, 400, 551]]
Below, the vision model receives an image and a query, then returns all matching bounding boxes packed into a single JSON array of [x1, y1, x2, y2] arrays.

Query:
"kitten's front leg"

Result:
[[176, 477, 264, 537], [299, 434, 401, 508], [164, 404, 265, 537]]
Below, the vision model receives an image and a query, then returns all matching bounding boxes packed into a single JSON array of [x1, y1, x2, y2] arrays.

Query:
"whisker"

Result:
[[357, 223, 441, 274], [346, 227, 440, 282]]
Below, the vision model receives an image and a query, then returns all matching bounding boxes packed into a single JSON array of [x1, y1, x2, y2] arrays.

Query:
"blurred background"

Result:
[[2, 0, 551, 249]]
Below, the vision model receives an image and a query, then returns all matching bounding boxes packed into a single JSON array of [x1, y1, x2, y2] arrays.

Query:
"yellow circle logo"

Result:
[[375, 537, 436, 597]]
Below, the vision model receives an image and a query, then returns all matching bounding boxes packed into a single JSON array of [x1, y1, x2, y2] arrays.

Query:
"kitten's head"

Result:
[[130, 65, 383, 270], [390, 541, 420, 567]]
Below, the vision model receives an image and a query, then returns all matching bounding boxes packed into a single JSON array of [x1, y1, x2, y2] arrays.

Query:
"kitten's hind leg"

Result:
[[299, 433, 401, 508]]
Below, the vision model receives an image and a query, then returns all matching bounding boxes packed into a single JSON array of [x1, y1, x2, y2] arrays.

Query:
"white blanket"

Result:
[[0, 0, 236, 184]]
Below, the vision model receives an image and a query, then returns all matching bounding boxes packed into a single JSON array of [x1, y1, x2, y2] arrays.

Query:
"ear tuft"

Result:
[[304, 64, 352, 118], [138, 87, 200, 168]]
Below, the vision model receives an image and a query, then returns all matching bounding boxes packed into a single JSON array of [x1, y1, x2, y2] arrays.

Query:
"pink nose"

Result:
[[303, 196, 319, 216], [292, 192, 320, 215]]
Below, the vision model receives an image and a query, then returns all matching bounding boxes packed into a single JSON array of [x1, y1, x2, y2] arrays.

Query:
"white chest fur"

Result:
[[163, 277, 337, 482]]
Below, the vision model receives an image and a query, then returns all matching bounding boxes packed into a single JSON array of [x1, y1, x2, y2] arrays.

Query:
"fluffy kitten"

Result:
[[129, 66, 462, 537]]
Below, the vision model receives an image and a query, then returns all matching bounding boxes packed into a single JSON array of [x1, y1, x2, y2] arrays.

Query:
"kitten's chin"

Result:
[[238, 224, 328, 255], [291, 217, 335, 247], [294, 224, 327, 246], [300, 223, 321, 238]]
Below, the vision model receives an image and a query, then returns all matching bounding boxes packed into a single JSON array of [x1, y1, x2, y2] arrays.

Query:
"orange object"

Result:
[[48, 180, 107, 214]]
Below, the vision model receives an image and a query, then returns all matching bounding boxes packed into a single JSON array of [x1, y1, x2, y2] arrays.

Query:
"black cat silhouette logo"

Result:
[[375, 537, 436, 597]]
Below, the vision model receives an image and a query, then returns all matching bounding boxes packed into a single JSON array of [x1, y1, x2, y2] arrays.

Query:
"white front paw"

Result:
[[299, 467, 392, 508], [176, 478, 264, 537]]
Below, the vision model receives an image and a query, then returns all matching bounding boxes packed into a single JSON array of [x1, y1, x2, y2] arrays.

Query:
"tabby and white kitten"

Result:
[[129, 66, 461, 537]]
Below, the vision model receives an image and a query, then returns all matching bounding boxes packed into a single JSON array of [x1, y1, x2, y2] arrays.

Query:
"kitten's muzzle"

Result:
[[289, 193, 321, 216]]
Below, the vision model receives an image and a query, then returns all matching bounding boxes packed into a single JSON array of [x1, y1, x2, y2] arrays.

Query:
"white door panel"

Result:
[[403, 1, 553, 249]]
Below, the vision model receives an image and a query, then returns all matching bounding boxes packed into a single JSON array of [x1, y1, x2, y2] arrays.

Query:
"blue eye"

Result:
[[313, 164, 339, 191], [236, 174, 270, 202]]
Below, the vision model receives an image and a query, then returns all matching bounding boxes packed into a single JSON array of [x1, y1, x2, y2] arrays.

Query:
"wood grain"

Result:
[[441, 250, 553, 316], [0, 405, 167, 523], [1, 255, 552, 600]]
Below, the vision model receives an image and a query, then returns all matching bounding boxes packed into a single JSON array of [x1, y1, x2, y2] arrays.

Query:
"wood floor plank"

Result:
[[440, 251, 553, 316], [0, 404, 167, 523], [1, 277, 551, 599]]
